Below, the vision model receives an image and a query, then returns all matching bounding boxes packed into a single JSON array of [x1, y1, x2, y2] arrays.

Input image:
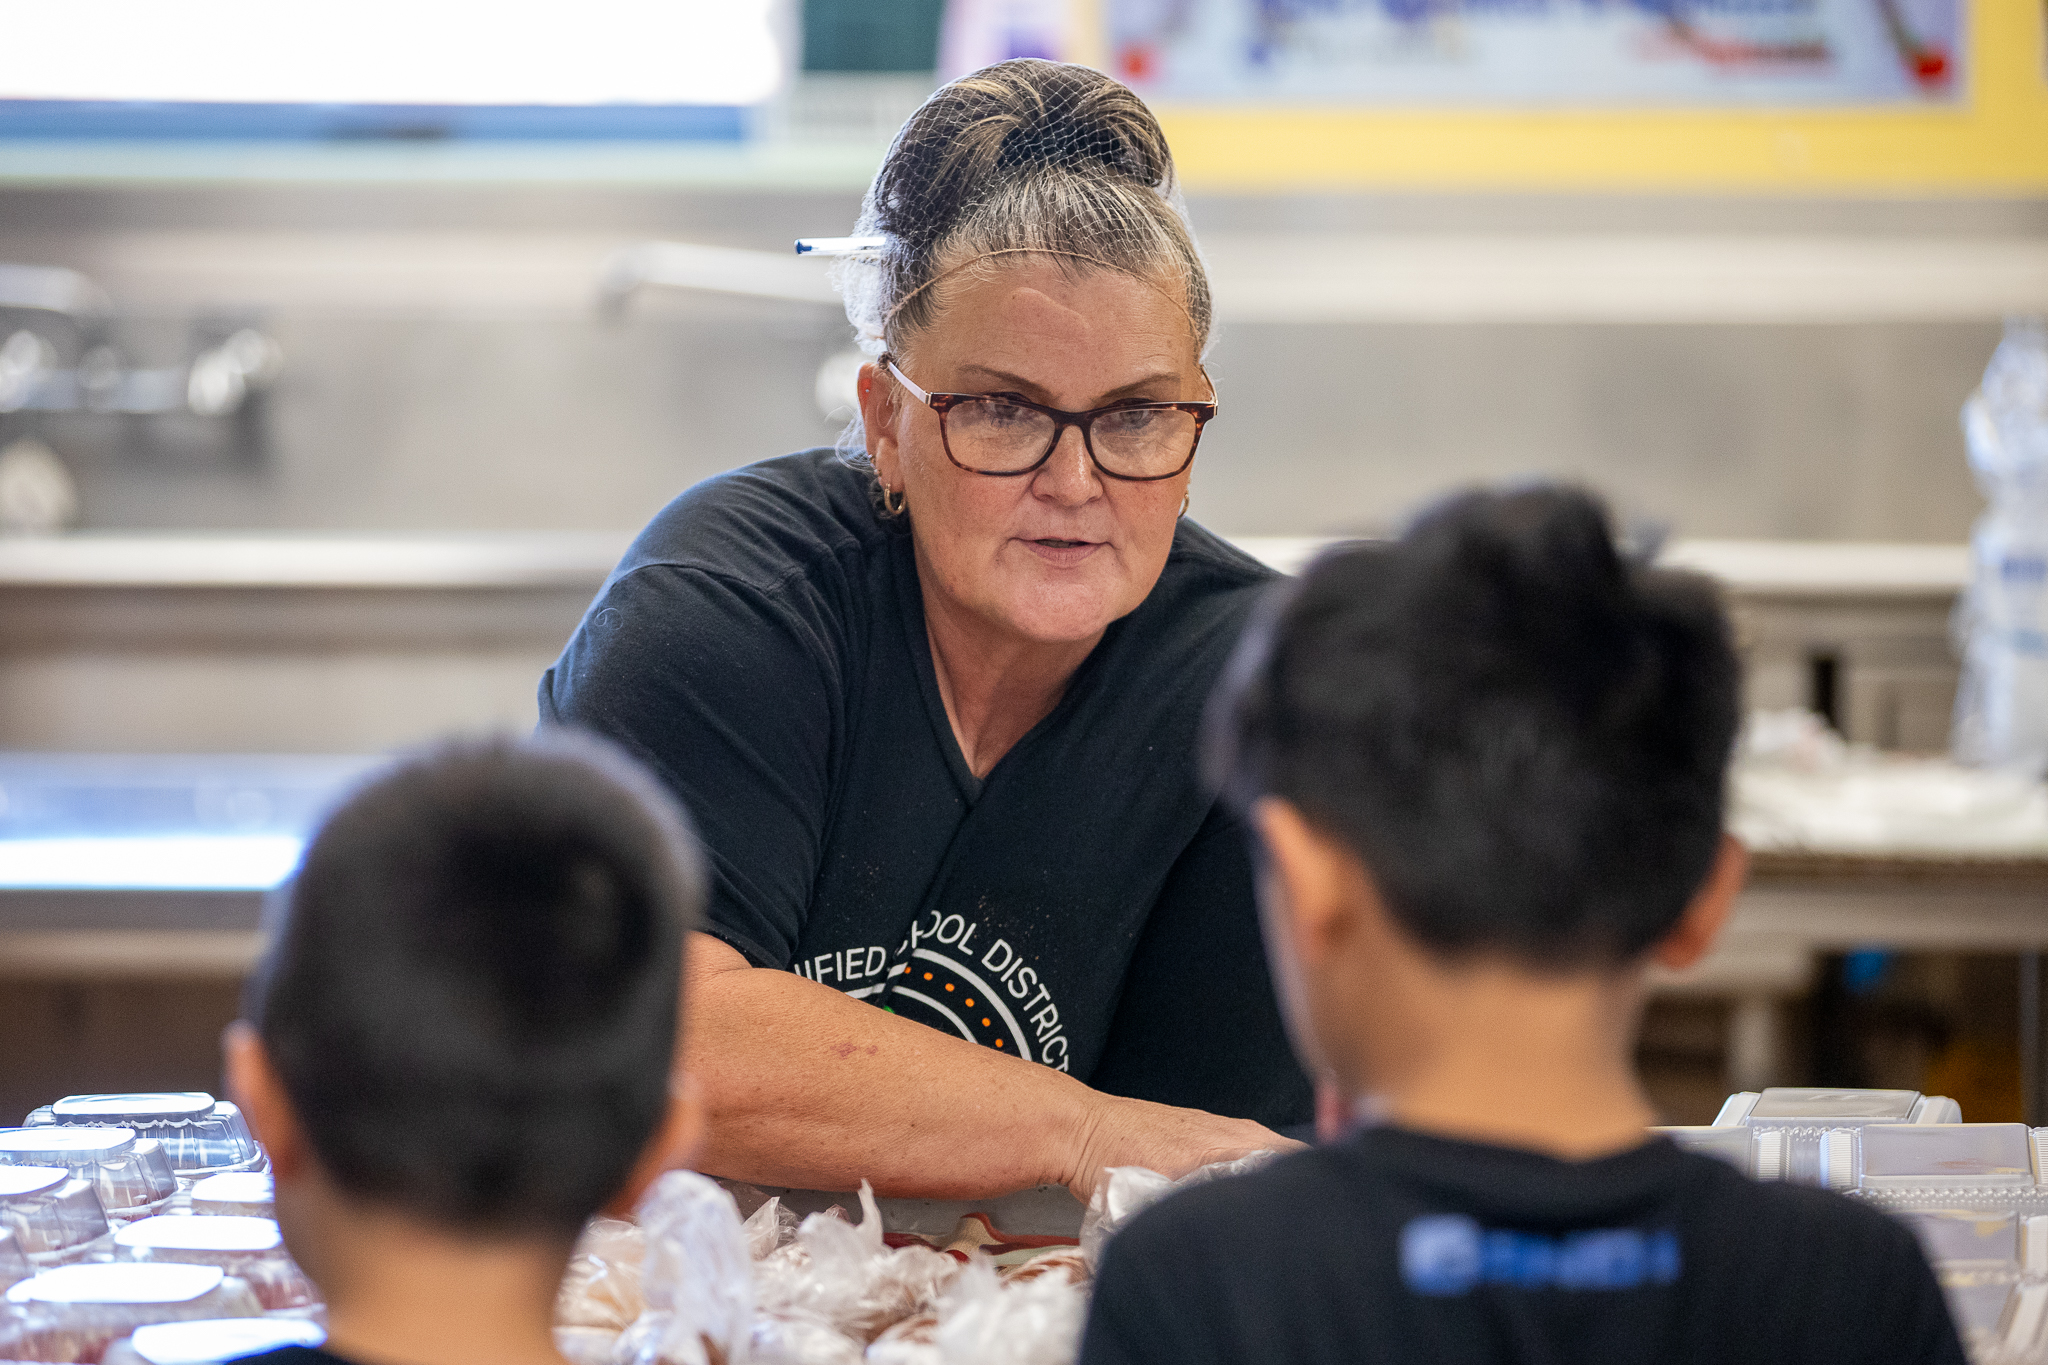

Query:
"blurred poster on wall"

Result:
[[1107, 0, 1960, 103]]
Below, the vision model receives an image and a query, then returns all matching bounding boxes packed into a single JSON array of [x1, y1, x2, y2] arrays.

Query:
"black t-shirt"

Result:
[[1081, 1126, 1967, 1365], [232, 1350, 351, 1365], [540, 449, 1311, 1127]]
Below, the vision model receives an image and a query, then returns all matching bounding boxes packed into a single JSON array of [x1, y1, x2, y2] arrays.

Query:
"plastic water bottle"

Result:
[[1953, 317, 2048, 776]]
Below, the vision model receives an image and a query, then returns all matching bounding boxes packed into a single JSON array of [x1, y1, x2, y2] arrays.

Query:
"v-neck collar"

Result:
[[888, 534, 1119, 808]]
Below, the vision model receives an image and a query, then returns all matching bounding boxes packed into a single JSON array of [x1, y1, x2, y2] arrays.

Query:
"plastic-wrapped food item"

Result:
[[0, 1166, 113, 1269], [752, 1311, 867, 1365], [755, 1185, 961, 1346], [25, 1096, 263, 1186], [112, 1216, 314, 1312], [554, 1216, 645, 1332], [999, 1249, 1087, 1287], [4, 1263, 263, 1364], [551, 1324, 619, 1365], [1078, 1168, 1172, 1272], [866, 1309, 939, 1365], [0, 1129, 177, 1222], [745, 1197, 798, 1260], [100, 1317, 324, 1365], [933, 1260, 1086, 1365], [185, 1175, 271, 1219], [622, 1171, 754, 1365], [1076, 1151, 1279, 1272]]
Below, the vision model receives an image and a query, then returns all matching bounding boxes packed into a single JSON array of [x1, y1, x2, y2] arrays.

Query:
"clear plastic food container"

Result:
[[1718, 1088, 1961, 1125], [3, 1263, 263, 1364], [0, 1226, 31, 1289], [185, 1174, 271, 1219], [0, 1166, 113, 1268], [1859, 1124, 2035, 1189], [113, 1217, 313, 1312], [26, 1096, 263, 1184], [101, 1317, 325, 1365], [0, 1127, 177, 1221], [1897, 1209, 2020, 1266]]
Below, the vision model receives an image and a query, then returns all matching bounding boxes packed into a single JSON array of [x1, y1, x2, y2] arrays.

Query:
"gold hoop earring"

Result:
[[881, 483, 905, 517], [1179, 489, 1190, 518]]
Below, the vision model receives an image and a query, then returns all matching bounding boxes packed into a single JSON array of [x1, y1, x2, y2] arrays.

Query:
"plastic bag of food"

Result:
[[933, 1260, 1086, 1365], [754, 1184, 960, 1349], [1079, 1151, 1279, 1270], [620, 1172, 754, 1365], [555, 1324, 621, 1365], [750, 1311, 866, 1365], [999, 1249, 1087, 1287], [864, 1309, 939, 1365], [557, 1217, 647, 1332], [743, 1198, 798, 1261], [1077, 1168, 1173, 1271]]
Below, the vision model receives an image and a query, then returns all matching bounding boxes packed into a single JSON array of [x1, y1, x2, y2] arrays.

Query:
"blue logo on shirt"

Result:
[[1400, 1215, 1682, 1297]]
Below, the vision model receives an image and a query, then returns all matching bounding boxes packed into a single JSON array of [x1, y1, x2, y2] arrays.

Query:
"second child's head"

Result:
[[1209, 486, 1745, 1125], [225, 733, 706, 1288]]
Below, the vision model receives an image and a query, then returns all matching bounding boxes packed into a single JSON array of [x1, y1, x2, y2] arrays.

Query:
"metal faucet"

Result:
[[0, 262, 282, 418]]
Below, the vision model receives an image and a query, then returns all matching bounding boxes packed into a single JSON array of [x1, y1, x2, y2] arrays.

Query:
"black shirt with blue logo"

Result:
[[1081, 1125, 1966, 1365], [539, 448, 1311, 1128]]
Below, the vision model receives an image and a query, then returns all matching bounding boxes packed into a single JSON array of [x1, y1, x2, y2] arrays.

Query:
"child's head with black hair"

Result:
[[224, 732, 707, 1363], [1209, 484, 1748, 1153]]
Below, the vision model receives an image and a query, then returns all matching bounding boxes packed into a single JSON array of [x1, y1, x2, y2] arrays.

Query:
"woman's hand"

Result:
[[1060, 1093, 1304, 1205]]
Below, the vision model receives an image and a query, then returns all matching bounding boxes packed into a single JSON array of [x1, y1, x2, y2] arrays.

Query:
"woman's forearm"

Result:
[[681, 932, 1292, 1200], [683, 932, 1096, 1197]]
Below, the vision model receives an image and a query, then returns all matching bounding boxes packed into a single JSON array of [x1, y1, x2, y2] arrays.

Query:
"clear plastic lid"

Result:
[[1899, 1209, 2019, 1265], [122, 1317, 325, 1364], [1862, 1124, 2035, 1188], [29, 1097, 262, 1181], [0, 1126, 139, 1163], [51, 1096, 215, 1124], [116, 1218, 280, 1256], [1748, 1088, 1921, 1122], [0, 1164, 112, 1263], [8, 1264, 225, 1305], [186, 1174, 271, 1216]]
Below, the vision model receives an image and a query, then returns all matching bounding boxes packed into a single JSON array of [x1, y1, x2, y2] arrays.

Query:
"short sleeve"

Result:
[[1087, 802, 1313, 1128], [540, 563, 839, 969]]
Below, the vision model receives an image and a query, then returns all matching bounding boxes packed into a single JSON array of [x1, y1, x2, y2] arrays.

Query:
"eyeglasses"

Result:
[[885, 359, 1216, 481]]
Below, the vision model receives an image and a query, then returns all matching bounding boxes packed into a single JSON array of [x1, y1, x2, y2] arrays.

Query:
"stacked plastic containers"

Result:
[[24, 1096, 263, 1189], [0, 1093, 307, 1363], [1, 1264, 263, 1364], [1660, 1088, 2048, 1363], [0, 1165, 114, 1272], [0, 1130, 177, 1226], [112, 1217, 314, 1313]]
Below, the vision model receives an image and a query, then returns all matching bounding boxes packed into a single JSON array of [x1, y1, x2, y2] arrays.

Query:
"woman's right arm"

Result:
[[545, 558, 1292, 1199], [684, 931, 1291, 1202]]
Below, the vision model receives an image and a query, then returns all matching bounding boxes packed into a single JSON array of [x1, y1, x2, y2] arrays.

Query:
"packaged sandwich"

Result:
[[112, 1215, 314, 1312], [3, 1263, 263, 1363]]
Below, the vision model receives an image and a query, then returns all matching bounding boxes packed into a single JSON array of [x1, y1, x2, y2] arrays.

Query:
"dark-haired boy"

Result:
[[223, 734, 706, 1365], [1079, 487, 1965, 1365]]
